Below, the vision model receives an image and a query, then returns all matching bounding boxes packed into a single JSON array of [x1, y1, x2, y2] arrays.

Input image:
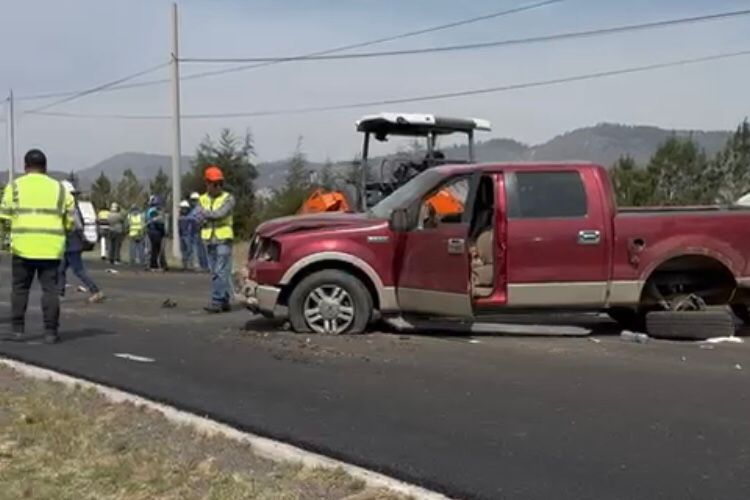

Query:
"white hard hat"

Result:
[[179, 200, 190, 208], [61, 180, 76, 194], [189, 192, 200, 200], [110, 202, 119, 211]]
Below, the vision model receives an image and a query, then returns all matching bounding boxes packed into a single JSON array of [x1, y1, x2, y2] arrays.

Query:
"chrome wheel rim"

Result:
[[303, 285, 355, 334]]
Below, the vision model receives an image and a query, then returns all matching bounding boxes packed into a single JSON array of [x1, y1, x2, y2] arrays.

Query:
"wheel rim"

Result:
[[303, 285, 355, 334]]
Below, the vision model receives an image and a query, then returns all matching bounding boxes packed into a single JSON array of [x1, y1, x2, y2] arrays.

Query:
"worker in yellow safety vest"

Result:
[[126, 206, 145, 266], [97, 207, 110, 260], [197, 165, 235, 313], [0, 149, 75, 344]]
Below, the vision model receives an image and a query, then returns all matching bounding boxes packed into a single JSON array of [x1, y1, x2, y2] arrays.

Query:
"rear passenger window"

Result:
[[508, 171, 587, 218]]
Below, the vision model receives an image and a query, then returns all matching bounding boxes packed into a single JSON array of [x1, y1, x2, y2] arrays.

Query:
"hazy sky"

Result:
[[1, 0, 749, 171]]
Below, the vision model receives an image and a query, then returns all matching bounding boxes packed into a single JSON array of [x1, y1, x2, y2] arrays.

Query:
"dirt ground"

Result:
[[0, 366, 405, 500]]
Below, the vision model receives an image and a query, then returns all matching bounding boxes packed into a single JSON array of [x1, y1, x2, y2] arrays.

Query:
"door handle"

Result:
[[577, 230, 601, 245], [447, 238, 465, 254]]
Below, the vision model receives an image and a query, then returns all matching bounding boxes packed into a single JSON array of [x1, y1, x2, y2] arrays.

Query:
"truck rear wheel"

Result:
[[645, 309, 737, 341], [288, 270, 373, 335]]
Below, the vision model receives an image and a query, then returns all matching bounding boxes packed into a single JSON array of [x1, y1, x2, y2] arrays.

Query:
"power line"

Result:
[[182, 8, 750, 64], [18, 62, 170, 106], [23, 62, 170, 114], [26, 49, 750, 121], [15, 0, 564, 101]]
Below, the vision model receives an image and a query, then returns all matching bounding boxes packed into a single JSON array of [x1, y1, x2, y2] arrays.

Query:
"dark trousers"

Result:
[[108, 233, 123, 264], [59, 251, 100, 295], [148, 232, 167, 269], [11, 255, 61, 334]]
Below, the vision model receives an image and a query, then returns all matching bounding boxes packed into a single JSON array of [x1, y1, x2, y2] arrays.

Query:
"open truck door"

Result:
[[395, 174, 478, 317]]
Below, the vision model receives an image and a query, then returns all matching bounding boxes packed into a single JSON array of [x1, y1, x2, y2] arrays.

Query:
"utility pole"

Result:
[[6, 90, 16, 185], [170, 2, 182, 260]]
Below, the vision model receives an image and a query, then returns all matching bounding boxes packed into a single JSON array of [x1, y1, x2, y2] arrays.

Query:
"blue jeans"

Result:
[[59, 251, 100, 295], [179, 234, 194, 269], [195, 236, 209, 270], [129, 238, 145, 266], [206, 242, 232, 306]]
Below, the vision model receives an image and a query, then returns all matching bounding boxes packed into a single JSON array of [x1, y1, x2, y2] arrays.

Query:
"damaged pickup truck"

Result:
[[245, 162, 750, 340]]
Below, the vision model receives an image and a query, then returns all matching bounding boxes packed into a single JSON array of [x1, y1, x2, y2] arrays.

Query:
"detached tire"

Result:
[[646, 309, 737, 341], [288, 270, 373, 335]]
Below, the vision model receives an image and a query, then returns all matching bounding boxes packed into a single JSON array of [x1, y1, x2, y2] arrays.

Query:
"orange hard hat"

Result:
[[204, 165, 224, 182]]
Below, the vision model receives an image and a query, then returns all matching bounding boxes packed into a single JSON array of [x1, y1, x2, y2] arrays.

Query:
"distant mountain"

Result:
[[73, 123, 732, 191], [75, 152, 192, 188], [444, 123, 730, 167]]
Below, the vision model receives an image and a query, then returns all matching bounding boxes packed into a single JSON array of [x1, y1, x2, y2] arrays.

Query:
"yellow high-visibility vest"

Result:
[[199, 192, 234, 241], [127, 213, 144, 237], [0, 173, 74, 259]]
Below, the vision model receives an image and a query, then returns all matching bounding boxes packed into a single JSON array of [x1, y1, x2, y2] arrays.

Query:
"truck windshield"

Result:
[[369, 169, 444, 219]]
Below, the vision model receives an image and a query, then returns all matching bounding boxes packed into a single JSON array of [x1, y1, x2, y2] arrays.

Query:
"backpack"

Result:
[[77, 201, 99, 251]]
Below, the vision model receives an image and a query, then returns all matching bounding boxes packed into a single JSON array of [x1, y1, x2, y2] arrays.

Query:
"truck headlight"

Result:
[[258, 239, 280, 262]]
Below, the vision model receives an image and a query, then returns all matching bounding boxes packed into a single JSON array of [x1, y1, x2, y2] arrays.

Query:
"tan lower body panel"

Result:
[[606, 280, 644, 306], [508, 282, 608, 307], [508, 281, 646, 308], [397, 288, 472, 317]]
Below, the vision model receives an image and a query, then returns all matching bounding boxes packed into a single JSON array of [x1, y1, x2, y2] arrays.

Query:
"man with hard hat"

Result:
[[0, 149, 75, 344], [198, 165, 235, 313], [59, 180, 104, 304], [126, 206, 145, 266], [107, 202, 125, 265], [178, 199, 196, 270], [189, 191, 209, 271]]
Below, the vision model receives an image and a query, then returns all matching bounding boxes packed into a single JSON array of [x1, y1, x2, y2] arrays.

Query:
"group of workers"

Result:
[[0, 149, 236, 344]]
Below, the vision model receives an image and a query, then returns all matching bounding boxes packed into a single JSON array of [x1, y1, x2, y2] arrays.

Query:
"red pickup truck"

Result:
[[245, 162, 750, 339]]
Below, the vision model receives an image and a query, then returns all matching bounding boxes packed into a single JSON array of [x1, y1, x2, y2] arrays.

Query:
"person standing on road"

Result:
[[189, 192, 209, 272], [178, 200, 196, 271], [198, 166, 235, 313], [0, 149, 75, 344], [126, 206, 145, 266], [146, 200, 168, 271], [58, 181, 105, 304], [107, 203, 125, 265], [97, 206, 110, 261]]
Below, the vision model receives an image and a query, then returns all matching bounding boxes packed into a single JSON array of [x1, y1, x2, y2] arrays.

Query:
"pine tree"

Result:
[[610, 155, 654, 206], [711, 119, 750, 204], [149, 168, 171, 207], [647, 136, 712, 205], [90, 172, 112, 210], [115, 168, 145, 209]]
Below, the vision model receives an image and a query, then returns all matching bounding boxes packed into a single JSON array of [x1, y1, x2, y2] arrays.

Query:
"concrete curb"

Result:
[[0, 357, 449, 500]]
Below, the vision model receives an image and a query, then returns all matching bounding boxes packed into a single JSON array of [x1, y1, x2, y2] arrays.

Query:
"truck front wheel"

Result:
[[288, 270, 373, 335]]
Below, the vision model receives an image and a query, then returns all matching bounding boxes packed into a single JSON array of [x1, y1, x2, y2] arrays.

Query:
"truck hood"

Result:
[[256, 212, 386, 238]]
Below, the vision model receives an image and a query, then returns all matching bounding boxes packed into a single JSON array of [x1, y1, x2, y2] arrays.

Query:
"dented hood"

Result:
[[256, 212, 386, 238]]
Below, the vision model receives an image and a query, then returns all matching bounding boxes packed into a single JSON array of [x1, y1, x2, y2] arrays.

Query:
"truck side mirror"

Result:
[[389, 208, 410, 232]]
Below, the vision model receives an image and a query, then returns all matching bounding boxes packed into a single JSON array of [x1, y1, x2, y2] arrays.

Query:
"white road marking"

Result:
[[114, 353, 155, 363]]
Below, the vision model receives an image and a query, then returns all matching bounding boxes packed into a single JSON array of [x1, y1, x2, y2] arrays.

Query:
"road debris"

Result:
[[106, 269, 119, 274], [162, 299, 178, 309], [114, 353, 155, 363], [588, 338, 602, 344], [620, 331, 649, 344], [735, 364, 743, 371]]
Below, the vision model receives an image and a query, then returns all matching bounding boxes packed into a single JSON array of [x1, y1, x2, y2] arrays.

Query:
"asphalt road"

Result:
[[1, 261, 749, 499]]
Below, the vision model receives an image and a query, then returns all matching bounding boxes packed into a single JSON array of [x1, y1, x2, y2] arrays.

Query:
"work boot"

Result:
[[43, 332, 60, 345], [88, 292, 105, 304]]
